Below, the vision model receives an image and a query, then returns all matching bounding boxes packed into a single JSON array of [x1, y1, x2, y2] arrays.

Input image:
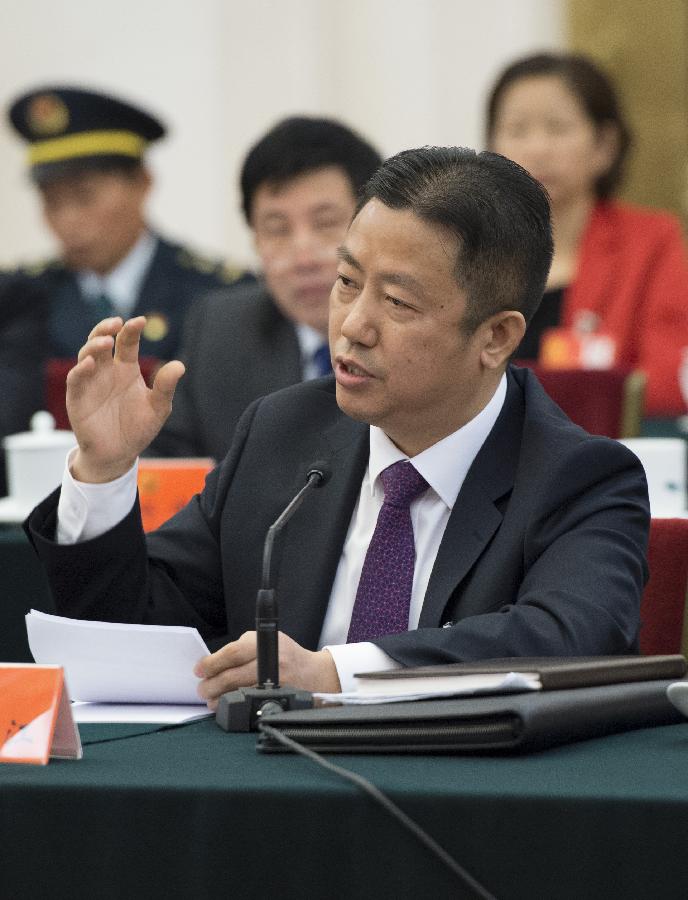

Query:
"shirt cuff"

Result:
[[323, 641, 402, 694], [56, 448, 139, 544]]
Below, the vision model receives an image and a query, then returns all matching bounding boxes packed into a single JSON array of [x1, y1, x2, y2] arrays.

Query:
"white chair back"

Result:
[[619, 438, 687, 516]]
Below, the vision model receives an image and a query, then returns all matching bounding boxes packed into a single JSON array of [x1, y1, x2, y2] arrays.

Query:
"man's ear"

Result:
[[135, 165, 153, 199], [479, 310, 526, 369]]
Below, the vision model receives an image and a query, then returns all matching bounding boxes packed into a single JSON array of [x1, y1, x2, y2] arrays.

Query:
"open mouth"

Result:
[[341, 361, 369, 377]]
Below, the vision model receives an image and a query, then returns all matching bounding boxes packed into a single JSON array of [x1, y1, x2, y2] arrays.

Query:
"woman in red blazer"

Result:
[[486, 52, 688, 417]]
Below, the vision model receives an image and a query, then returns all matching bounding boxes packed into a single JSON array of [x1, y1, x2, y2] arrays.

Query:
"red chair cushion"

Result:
[[640, 518, 688, 655], [515, 363, 630, 438], [45, 357, 160, 430]]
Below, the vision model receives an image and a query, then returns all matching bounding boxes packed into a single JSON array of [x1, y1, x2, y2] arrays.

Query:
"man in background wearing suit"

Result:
[[26, 147, 649, 702], [151, 116, 382, 460], [5, 85, 247, 362]]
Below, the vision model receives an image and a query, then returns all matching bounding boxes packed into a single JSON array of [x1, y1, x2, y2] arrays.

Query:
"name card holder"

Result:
[[138, 458, 215, 532], [0, 664, 82, 764], [540, 326, 617, 370]]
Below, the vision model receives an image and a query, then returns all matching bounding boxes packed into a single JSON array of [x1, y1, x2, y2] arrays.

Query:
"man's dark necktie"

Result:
[[312, 343, 332, 377], [347, 460, 429, 642], [90, 293, 116, 320]]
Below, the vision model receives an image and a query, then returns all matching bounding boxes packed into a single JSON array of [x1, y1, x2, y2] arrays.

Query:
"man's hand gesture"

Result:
[[66, 316, 185, 483]]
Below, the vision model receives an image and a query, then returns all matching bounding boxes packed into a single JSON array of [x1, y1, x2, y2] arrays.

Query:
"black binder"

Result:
[[355, 654, 687, 691], [257, 679, 686, 754]]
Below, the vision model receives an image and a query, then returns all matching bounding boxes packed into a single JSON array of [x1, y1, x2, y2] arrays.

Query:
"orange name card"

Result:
[[138, 458, 215, 532], [0, 664, 82, 765], [540, 327, 617, 371]]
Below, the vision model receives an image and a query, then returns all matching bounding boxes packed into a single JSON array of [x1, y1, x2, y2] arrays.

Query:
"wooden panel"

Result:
[[568, 0, 688, 224]]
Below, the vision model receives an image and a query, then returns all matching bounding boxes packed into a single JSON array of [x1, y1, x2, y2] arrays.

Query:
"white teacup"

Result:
[[3, 411, 75, 507]]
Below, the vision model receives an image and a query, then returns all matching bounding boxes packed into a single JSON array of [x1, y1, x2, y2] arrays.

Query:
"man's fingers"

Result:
[[76, 334, 115, 365], [113, 316, 147, 364], [66, 354, 97, 394], [197, 660, 258, 702], [195, 631, 257, 679], [86, 316, 124, 342], [149, 360, 185, 417]]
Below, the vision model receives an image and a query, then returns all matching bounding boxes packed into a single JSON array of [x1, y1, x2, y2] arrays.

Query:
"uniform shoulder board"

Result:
[[176, 247, 247, 283], [17, 257, 62, 278], [217, 262, 248, 284]]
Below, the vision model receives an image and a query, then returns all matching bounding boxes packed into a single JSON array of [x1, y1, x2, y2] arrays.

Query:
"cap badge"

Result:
[[26, 93, 69, 137]]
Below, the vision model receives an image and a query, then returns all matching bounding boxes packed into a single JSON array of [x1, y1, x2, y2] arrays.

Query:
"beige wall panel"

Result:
[[568, 0, 688, 222]]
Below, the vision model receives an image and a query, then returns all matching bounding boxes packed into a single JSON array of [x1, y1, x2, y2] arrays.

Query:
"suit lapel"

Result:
[[49, 271, 98, 357], [133, 237, 169, 311], [257, 292, 305, 387], [419, 372, 525, 626], [276, 409, 369, 648]]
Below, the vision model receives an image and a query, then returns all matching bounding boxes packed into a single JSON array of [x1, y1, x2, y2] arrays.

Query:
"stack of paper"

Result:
[[314, 654, 688, 705], [315, 670, 540, 705], [26, 610, 212, 723]]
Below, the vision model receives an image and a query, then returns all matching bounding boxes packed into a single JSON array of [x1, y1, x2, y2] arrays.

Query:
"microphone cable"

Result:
[[259, 723, 497, 900]]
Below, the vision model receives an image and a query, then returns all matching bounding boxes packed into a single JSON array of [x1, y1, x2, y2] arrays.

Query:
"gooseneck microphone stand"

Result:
[[216, 464, 329, 732]]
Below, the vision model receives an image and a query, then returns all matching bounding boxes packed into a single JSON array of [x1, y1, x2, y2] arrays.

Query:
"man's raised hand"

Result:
[[66, 316, 185, 483]]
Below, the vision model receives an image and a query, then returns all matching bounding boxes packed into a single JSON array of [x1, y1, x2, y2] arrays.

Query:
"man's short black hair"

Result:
[[355, 146, 553, 333], [240, 116, 382, 222]]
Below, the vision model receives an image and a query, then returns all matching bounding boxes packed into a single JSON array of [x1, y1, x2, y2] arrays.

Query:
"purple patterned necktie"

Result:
[[347, 460, 430, 642]]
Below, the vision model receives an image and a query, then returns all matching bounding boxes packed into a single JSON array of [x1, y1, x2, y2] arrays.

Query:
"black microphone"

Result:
[[216, 461, 331, 732], [257, 462, 330, 688]]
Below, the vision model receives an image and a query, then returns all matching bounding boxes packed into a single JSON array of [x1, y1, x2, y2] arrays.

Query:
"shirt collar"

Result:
[[77, 230, 157, 314], [367, 373, 507, 509]]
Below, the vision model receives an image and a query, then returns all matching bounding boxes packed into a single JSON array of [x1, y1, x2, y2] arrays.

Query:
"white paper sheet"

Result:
[[26, 609, 210, 705], [72, 702, 211, 724], [314, 671, 540, 705]]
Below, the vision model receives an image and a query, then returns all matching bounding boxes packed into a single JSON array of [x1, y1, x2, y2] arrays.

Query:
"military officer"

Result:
[[5, 84, 250, 360]]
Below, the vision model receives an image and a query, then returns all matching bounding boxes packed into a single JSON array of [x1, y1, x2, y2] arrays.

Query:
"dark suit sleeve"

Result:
[[374, 437, 650, 666], [24, 398, 262, 645]]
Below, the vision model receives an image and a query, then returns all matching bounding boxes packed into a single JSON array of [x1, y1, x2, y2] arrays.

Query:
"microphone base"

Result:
[[215, 684, 313, 732]]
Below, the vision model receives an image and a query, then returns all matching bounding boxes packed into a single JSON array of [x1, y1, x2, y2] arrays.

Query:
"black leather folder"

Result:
[[257, 679, 686, 754], [355, 654, 687, 690]]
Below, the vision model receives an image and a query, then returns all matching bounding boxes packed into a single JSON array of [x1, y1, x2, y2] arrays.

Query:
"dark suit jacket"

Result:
[[26, 366, 650, 665], [0, 274, 51, 495], [150, 282, 302, 460], [14, 235, 251, 360]]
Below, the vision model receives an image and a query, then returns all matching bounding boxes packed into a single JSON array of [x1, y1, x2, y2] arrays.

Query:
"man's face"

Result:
[[329, 199, 491, 457], [39, 168, 150, 274], [251, 166, 356, 336]]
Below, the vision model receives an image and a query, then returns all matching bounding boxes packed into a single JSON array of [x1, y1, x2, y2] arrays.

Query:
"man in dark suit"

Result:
[[0, 273, 50, 494], [26, 147, 649, 702], [151, 117, 383, 460], [5, 85, 247, 361]]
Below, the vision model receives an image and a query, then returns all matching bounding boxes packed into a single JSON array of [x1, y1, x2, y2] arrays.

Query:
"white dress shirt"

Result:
[[56, 374, 507, 691], [77, 230, 157, 318]]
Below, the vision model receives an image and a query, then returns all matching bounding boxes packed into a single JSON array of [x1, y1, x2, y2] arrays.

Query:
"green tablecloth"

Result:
[[0, 524, 54, 662], [642, 416, 688, 439], [1, 718, 688, 899]]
